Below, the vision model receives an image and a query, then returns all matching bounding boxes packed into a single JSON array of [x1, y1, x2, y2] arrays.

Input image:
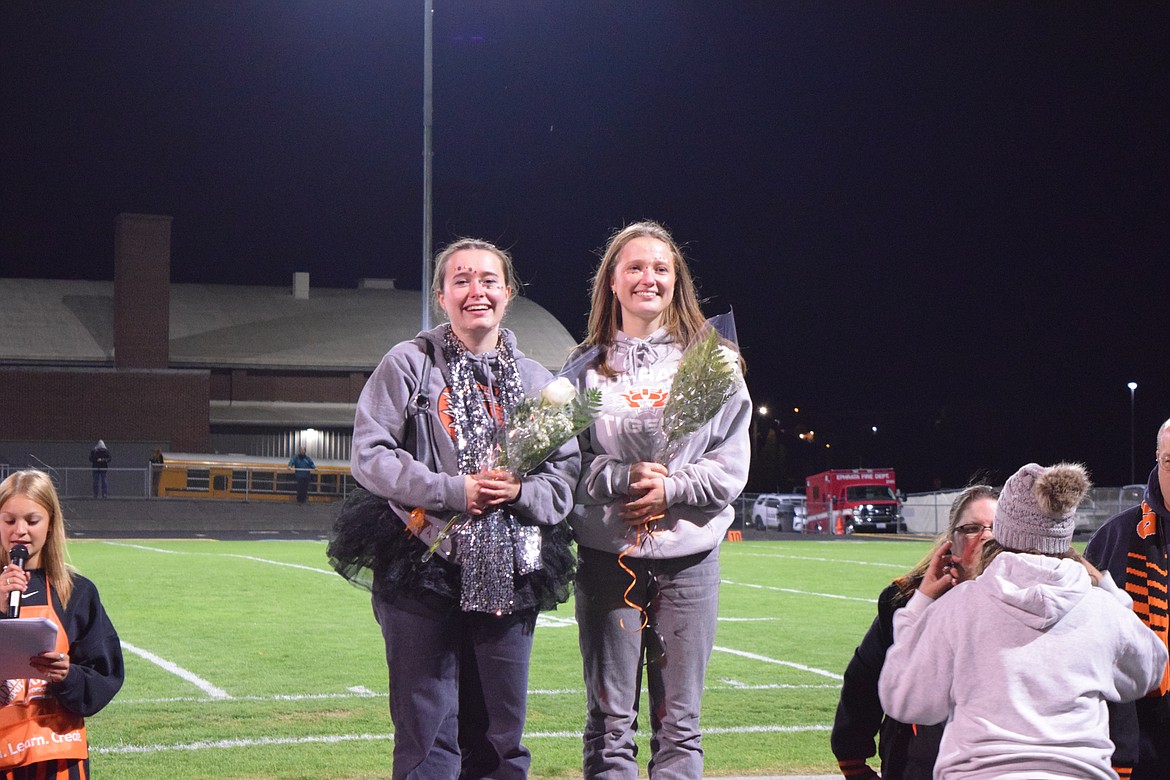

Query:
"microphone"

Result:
[[6, 544, 29, 619]]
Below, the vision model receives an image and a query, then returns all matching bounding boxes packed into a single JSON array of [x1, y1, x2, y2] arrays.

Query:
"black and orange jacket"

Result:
[[1, 570, 124, 718], [831, 582, 943, 780], [1085, 467, 1170, 774]]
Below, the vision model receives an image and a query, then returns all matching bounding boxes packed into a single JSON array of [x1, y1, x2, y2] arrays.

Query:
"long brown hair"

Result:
[[893, 484, 998, 602], [0, 470, 75, 606], [582, 221, 708, 376]]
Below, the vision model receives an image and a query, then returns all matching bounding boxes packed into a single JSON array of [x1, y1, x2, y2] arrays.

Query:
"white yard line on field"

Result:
[[719, 616, 781, 621], [94, 723, 831, 755], [712, 645, 843, 680], [102, 542, 190, 554], [114, 677, 840, 707], [101, 542, 336, 575], [120, 641, 232, 700], [721, 579, 875, 603], [95, 733, 392, 754], [733, 552, 906, 569], [223, 554, 336, 575], [718, 678, 839, 690]]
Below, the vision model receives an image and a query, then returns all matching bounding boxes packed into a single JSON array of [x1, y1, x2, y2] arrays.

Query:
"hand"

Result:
[[464, 474, 487, 516], [1079, 556, 1103, 586], [29, 651, 70, 684], [621, 462, 669, 526], [475, 468, 522, 508], [2, 563, 29, 600], [629, 462, 668, 485], [919, 540, 960, 599]]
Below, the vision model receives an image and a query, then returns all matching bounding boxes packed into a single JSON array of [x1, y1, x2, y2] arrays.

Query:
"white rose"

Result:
[[540, 376, 577, 405], [717, 344, 740, 372]]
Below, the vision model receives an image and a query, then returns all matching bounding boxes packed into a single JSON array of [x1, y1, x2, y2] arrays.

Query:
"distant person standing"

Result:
[[149, 448, 165, 496], [1086, 417, 1170, 780], [88, 440, 111, 498], [288, 445, 315, 504]]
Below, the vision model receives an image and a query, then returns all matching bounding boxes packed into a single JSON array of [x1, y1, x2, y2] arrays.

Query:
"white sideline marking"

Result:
[[536, 615, 781, 628], [95, 723, 832, 755], [96, 733, 392, 754], [706, 724, 831, 734], [713, 645, 843, 681], [116, 692, 383, 705], [101, 542, 336, 576], [721, 579, 875, 603], [114, 678, 841, 706], [103, 542, 189, 554], [120, 641, 232, 700], [718, 678, 838, 690], [734, 552, 905, 569], [225, 554, 336, 575]]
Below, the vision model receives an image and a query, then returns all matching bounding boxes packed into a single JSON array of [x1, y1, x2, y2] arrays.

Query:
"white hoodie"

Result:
[[568, 328, 752, 558], [879, 553, 1168, 779]]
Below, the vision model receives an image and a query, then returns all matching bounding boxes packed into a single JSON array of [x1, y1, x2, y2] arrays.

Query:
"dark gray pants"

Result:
[[372, 591, 537, 780]]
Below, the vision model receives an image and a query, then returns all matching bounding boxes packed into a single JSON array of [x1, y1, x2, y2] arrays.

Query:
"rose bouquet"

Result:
[[619, 311, 743, 629], [654, 309, 743, 464], [420, 377, 601, 561]]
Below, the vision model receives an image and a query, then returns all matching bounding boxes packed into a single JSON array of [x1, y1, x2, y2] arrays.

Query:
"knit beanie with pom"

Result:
[[993, 462, 1091, 554]]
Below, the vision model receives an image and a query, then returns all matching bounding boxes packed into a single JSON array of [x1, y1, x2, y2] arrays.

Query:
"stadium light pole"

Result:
[[420, 0, 434, 331], [1128, 382, 1138, 484]]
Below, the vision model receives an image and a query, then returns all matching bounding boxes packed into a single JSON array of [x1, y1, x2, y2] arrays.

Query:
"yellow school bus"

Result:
[[155, 452, 355, 502]]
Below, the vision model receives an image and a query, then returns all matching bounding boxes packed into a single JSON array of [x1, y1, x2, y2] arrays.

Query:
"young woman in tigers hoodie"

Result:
[[566, 221, 752, 779]]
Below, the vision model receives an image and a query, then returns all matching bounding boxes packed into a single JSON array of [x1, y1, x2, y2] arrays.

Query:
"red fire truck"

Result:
[[804, 469, 902, 535]]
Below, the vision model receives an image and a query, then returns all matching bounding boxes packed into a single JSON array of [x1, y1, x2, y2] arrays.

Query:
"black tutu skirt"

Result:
[[326, 487, 575, 614]]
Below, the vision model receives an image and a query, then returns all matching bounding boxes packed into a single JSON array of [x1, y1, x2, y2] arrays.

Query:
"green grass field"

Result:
[[67, 536, 933, 778]]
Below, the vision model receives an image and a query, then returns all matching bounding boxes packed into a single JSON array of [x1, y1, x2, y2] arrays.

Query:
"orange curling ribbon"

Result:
[[406, 507, 427, 537], [617, 537, 648, 631], [618, 523, 662, 632]]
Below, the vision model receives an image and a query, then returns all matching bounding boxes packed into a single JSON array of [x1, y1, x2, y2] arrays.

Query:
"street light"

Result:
[[1128, 382, 1138, 484], [420, 0, 434, 330]]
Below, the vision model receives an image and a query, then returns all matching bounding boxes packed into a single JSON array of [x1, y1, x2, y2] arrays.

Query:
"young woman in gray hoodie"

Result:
[[567, 221, 752, 778], [340, 238, 580, 780]]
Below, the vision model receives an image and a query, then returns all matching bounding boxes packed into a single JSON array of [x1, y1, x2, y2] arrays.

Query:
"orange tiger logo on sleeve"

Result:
[[437, 384, 505, 439]]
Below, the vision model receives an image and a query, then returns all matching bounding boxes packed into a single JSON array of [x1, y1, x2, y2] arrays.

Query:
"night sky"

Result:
[[3, 2, 1169, 492]]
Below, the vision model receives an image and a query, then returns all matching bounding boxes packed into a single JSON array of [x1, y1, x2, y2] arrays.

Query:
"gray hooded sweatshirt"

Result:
[[879, 553, 1168, 780], [569, 328, 752, 558], [351, 326, 580, 558]]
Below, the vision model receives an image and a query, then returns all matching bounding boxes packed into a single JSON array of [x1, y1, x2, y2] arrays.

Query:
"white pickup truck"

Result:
[[750, 493, 806, 532]]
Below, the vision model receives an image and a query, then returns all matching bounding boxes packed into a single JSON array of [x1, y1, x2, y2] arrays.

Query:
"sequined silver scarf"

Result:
[[441, 326, 543, 614]]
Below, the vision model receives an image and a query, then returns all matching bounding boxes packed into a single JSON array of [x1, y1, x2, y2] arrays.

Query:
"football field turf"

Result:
[[69, 536, 931, 778]]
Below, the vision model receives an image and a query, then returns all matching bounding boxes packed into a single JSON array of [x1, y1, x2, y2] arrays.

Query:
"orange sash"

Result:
[[0, 578, 88, 769], [1125, 502, 1170, 697]]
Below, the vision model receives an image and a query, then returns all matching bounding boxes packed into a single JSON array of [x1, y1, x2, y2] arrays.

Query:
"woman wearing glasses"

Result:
[[831, 484, 997, 780]]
